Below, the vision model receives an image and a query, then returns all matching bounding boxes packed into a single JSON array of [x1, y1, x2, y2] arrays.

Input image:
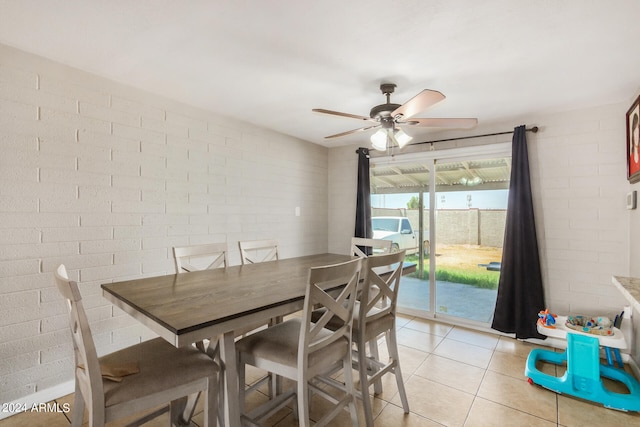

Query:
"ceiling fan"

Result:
[[313, 83, 478, 151]]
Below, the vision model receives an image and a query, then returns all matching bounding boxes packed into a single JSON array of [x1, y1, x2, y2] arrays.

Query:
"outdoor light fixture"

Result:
[[460, 176, 483, 186]]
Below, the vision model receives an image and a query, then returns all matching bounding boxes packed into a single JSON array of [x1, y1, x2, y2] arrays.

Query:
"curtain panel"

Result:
[[491, 126, 546, 339], [354, 147, 373, 253]]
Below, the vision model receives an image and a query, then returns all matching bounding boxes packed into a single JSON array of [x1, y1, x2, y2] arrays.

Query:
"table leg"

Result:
[[169, 396, 189, 426], [181, 393, 200, 424], [219, 331, 241, 427]]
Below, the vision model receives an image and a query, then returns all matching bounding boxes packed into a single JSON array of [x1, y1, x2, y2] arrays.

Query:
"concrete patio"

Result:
[[398, 276, 498, 323]]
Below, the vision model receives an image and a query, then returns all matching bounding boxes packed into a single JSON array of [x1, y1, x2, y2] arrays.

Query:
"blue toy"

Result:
[[526, 314, 640, 412], [538, 309, 556, 328]]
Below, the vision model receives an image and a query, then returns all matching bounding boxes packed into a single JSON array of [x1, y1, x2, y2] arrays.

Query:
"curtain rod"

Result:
[[355, 126, 539, 153], [413, 126, 539, 146]]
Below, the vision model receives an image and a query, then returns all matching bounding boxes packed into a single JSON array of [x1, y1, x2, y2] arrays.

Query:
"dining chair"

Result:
[[353, 250, 409, 426], [173, 242, 228, 273], [238, 239, 279, 264], [237, 239, 286, 402], [173, 242, 276, 425], [236, 257, 363, 427], [311, 250, 409, 426], [54, 264, 218, 427], [350, 237, 392, 257]]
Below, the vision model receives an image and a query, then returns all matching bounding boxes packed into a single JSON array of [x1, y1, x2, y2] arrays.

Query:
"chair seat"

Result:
[[354, 311, 394, 343], [236, 318, 349, 373], [101, 338, 218, 408]]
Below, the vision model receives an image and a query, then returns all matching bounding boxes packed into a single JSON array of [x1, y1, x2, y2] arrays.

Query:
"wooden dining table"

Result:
[[101, 252, 417, 426]]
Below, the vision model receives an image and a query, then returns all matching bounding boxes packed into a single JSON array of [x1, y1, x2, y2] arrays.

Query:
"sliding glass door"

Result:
[[370, 144, 510, 325], [433, 158, 507, 323]]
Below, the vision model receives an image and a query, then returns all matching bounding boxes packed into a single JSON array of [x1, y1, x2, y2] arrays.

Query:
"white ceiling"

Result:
[[1, 0, 639, 148]]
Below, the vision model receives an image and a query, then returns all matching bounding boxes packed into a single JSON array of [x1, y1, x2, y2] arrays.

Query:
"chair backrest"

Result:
[[54, 265, 104, 411], [238, 239, 279, 265], [173, 242, 228, 273], [350, 237, 393, 257], [358, 251, 405, 325], [299, 258, 362, 365]]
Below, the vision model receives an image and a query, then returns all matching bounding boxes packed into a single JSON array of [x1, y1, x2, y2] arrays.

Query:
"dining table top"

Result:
[[102, 253, 358, 343]]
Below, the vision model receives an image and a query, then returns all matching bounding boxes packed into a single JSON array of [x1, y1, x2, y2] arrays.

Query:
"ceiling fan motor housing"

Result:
[[370, 83, 400, 120], [370, 103, 401, 120]]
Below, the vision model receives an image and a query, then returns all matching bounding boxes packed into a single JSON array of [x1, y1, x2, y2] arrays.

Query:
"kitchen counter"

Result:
[[612, 276, 640, 314]]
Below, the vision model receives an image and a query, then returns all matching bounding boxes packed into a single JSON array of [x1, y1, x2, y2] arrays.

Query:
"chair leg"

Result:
[[387, 326, 409, 413], [343, 354, 360, 427], [238, 354, 246, 416], [205, 376, 218, 427], [297, 375, 310, 427], [368, 337, 383, 395], [71, 384, 85, 427], [357, 339, 375, 427], [269, 316, 283, 400], [169, 397, 189, 425], [207, 338, 226, 426], [269, 371, 282, 399], [87, 393, 105, 427]]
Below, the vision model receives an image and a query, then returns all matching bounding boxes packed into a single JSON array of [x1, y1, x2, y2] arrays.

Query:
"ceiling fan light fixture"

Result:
[[370, 129, 389, 151], [394, 128, 412, 148], [370, 127, 413, 151]]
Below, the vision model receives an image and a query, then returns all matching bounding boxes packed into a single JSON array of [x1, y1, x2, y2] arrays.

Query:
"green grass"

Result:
[[404, 255, 500, 290]]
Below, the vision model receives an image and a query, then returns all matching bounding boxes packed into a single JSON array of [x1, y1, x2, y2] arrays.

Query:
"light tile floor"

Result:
[[3, 314, 640, 426]]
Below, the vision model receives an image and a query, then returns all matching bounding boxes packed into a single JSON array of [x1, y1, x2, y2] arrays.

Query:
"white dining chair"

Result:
[[236, 258, 363, 427], [350, 237, 392, 257], [54, 264, 218, 427], [353, 250, 409, 426], [236, 239, 284, 400], [173, 242, 277, 407], [311, 250, 409, 426], [238, 239, 279, 264], [173, 243, 230, 351], [173, 242, 228, 273]]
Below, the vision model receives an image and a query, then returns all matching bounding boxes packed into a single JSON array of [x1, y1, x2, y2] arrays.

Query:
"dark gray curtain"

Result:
[[354, 148, 372, 252], [491, 126, 546, 339]]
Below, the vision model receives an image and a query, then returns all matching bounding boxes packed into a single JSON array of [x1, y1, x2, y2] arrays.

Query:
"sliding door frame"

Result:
[[371, 142, 511, 323]]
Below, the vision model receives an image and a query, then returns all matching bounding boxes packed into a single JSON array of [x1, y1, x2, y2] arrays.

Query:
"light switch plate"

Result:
[[627, 191, 637, 210]]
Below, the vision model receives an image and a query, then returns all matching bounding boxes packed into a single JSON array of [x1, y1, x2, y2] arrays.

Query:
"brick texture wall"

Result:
[[0, 44, 329, 404]]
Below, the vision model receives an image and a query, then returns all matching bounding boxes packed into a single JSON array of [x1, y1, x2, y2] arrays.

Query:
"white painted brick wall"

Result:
[[0, 44, 328, 404], [532, 107, 630, 315]]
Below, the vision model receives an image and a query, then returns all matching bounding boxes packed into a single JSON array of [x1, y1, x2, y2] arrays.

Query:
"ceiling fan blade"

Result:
[[324, 124, 380, 139], [312, 108, 376, 122], [400, 117, 478, 129], [391, 89, 446, 119]]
